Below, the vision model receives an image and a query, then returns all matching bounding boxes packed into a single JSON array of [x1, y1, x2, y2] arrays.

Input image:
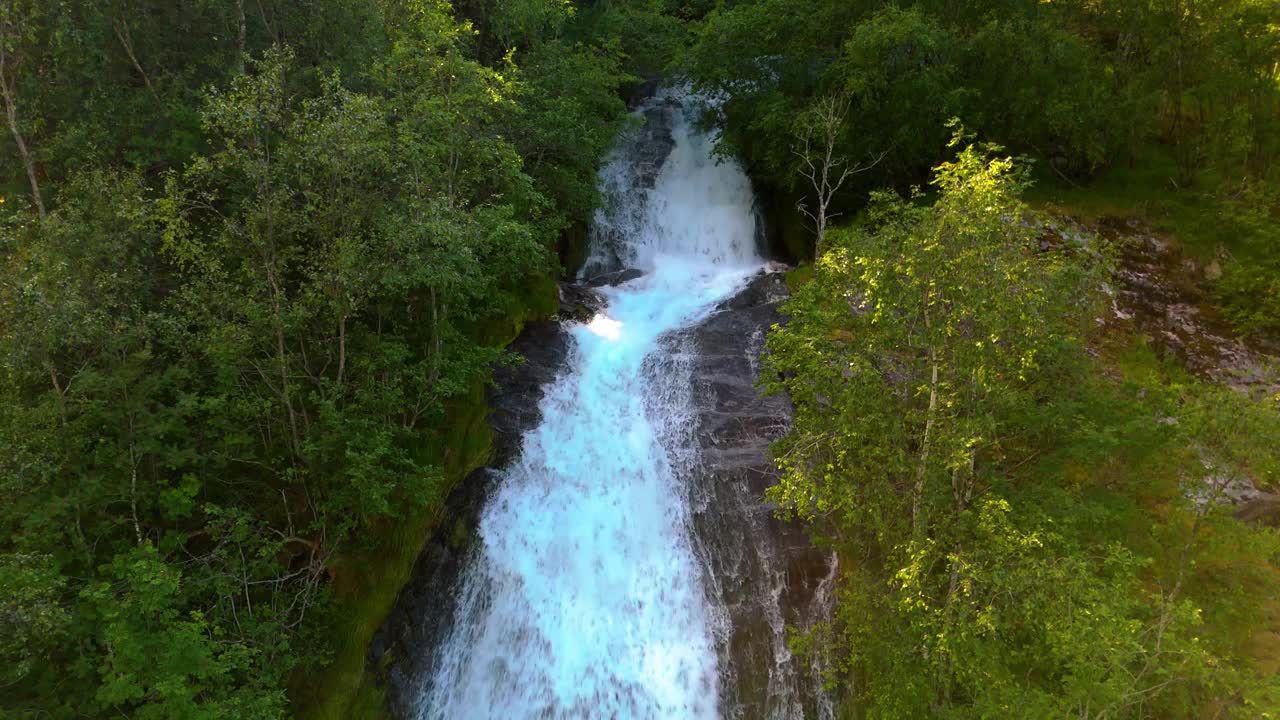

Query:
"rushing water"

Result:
[[417, 94, 766, 718]]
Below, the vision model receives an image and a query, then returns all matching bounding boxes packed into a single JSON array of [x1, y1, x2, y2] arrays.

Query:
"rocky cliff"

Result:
[[678, 269, 837, 719]]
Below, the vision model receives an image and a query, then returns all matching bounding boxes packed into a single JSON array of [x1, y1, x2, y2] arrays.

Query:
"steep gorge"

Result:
[[369, 92, 834, 719]]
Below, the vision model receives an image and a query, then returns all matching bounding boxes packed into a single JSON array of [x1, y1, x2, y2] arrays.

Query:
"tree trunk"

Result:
[[428, 286, 445, 385], [914, 347, 939, 534], [0, 58, 45, 218], [814, 195, 828, 258], [235, 0, 246, 73], [112, 20, 160, 105], [336, 313, 346, 386], [267, 264, 302, 458]]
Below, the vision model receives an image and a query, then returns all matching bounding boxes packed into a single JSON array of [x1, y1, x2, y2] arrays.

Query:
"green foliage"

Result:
[[962, 17, 1121, 173], [0, 553, 68, 688], [829, 7, 964, 179], [3, 0, 1277, 717], [1214, 181, 1280, 338], [681, 0, 1280, 282], [766, 145, 1280, 717], [80, 544, 289, 719], [1, 1, 640, 716]]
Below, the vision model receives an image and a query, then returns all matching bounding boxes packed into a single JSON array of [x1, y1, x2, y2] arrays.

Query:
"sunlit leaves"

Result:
[[761, 145, 1259, 716]]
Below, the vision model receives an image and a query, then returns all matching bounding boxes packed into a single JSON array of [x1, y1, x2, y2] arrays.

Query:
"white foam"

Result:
[[419, 95, 762, 720]]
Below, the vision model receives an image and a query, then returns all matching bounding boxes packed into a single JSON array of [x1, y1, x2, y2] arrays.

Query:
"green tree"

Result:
[[1, 1, 634, 713], [0, 0, 45, 216], [764, 140, 1272, 717]]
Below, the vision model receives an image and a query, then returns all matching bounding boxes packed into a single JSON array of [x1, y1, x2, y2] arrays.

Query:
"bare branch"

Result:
[[792, 94, 883, 259]]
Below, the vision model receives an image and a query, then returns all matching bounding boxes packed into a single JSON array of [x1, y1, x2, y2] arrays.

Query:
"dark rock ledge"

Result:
[[677, 269, 837, 719]]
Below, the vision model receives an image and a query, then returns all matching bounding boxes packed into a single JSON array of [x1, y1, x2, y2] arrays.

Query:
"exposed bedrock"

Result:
[[674, 269, 837, 720]]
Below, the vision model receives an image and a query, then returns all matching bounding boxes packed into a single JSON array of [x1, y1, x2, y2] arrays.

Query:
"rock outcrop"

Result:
[[676, 269, 837, 719], [1042, 215, 1279, 396], [555, 281, 607, 323], [582, 267, 644, 288], [579, 101, 678, 279]]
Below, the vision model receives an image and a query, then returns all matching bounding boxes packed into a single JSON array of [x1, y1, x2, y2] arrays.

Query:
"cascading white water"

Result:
[[418, 94, 764, 718]]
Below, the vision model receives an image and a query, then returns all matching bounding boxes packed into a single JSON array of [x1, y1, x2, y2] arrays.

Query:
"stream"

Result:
[[378, 91, 836, 720]]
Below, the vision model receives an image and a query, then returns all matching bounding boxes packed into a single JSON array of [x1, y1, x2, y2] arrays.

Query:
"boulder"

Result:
[[556, 281, 607, 323], [583, 267, 645, 288]]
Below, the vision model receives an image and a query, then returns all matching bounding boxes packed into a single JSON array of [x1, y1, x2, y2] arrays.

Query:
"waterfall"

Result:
[[417, 92, 766, 718]]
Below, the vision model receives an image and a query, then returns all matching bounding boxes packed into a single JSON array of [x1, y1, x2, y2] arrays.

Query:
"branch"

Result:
[[111, 20, 161, 106]]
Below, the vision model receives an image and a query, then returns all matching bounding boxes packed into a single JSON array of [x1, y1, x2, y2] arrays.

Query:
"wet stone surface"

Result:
[[579, 102, 679, 279], [1043, 215, 1279, 397], [676, 269, 837, 720], [555, 282, 607, 323], [582, 267, 645, 288]]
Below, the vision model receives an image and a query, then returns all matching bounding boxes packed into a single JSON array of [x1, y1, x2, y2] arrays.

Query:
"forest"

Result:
[[1, 0, 1277, 718]]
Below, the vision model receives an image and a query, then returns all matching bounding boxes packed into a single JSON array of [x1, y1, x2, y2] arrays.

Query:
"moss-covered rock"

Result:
[[558, 220, 592, 280]]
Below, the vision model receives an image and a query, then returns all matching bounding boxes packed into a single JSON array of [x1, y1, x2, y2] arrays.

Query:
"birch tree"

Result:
[[0, 0, 44, 218], [793, 93, 883, 259]]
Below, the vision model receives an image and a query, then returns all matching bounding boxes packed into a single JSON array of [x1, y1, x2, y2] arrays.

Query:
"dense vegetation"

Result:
[[767, 140, 1280, 717], [0, 0, 682, 716], [2, 0, 1277, 718], [682, 0, 1280, 334], [680, 0, 1280, 716]]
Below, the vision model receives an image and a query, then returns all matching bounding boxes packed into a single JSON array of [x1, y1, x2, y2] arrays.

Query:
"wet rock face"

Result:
[[1043, 216, 1279, 397], [628, 75, 661, 110], [555, 282, 607, 323], [676, 269, 837, 719], [368, 318, 573, 718], [582, 267, 644, 288], [580, 102, 679, 278], [630, 102, 679, 192]]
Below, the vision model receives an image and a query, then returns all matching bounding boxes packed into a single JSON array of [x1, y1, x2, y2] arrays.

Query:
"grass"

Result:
[[1092, 330, 1280, 677], [1107, 332, 1194, 387], [784, 262, 814, 292], [1024, 144, 1240, 260]]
